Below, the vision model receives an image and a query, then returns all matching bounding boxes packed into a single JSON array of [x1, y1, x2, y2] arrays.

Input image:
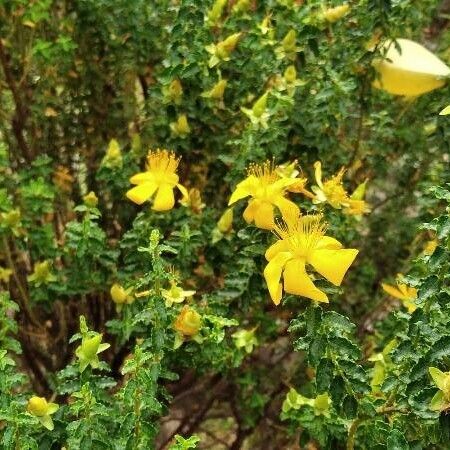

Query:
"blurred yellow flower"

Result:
[[217, 208, 234, 234], [75, 333, 110, 372], [173, 306, 202, 348], [264, 214, 358, 304], [201, 79, 228, 101], [0, 266, 13, 283], [170, 114, 191, 137], [423, 238, 438, 255], [322, 4, 350, 23], [163, 79, 183, 104], [101, 139, 123, 168], [381, 278, 417, 313], [179, 188, 205, 214], [27, 396, 59, 430], [110, 283, 134, 310], [126, 150, 188, 211], [206, 33, 242, 67], [241, 91, 270, 128], [83, 191, 98, 207], [429, 367, 450, 411], [28, 260, 57, 286], [162, 281, 196, 308], [228, 160, 300, 230]]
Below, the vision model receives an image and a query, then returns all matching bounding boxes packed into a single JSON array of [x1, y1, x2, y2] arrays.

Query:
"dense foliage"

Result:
[[0, 0, 449, 448]]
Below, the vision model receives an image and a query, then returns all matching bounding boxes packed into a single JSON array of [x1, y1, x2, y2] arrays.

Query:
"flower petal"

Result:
[[130, 172, 155, 184], [263, 252, 292, 305], [228, 176, 258, 205], [177, 183, 189, 201], [126, 182, 158, 205], [283, 258, 328, 302], [273, 196, 300, 221], [152, 185, 175, 211], [243, 199, 258, 224], [47, 403, 59, 415], [38, 415, 54, 431], [429, 367, 447, 392], [308, 248, 359, 286], [316, 236, 343, 250], [253, 201, 275, 230], [265, 240, 289, 261], [314, 161, 324, 189], [381, 283, 405, 300]]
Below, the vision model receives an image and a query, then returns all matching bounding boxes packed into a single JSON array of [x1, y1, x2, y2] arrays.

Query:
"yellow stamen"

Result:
[[146, 149, 180, 175], [247, 160, 279, 185]]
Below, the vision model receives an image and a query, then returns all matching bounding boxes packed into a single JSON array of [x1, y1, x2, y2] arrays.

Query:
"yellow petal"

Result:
[[273, 196, 300, 221], [152, 185, 175, 211], [243, 199, 258, 224], [308, 248, 359, 286], [263, 252, 292, 305], [429, 367, 447, 392], [177, 183, 189, 201], [228, 176, 257, 205], [126, 182, 158, 205], [439, 105, 450, 115], [38, 415, 54, 431], [130, 172, 155, 184], [46, 403, 59, 415], [381, 283, 405, 300], [373, 39, 450, 96], [314, 161, 324, 189], [252, 201, 275, 230], [265, 240, 289, 261], [315, 236, 343, 250], [283, 258, 328, 302]]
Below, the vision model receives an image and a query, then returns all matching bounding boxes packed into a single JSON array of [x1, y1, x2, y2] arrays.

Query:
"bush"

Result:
[[0, 0, 449, 448]]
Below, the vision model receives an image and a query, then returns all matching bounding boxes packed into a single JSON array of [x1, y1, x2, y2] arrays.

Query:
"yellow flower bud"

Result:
[[207, 0, 227, 24], [27, 396, 49, 417], [284, 65, 297, 83], [252, 92, 269, 118], [171, 114, 191, 136], [165, 79, 183, 104], [1, 209, 21, 228], [28, 260, 57, 286], [102, 139, 123, 168], [217, 208, 233, 233], [282, 29, 297, 53], [203, 79, 228, 100], [216, 33, 242, 59], [110, 283, 133, 305], [83, 191, 98, 207], [322, 4, 350, 23], [233, 0, 251, 13], [174, 306, 202, 337], [81, 334, 102, 360]]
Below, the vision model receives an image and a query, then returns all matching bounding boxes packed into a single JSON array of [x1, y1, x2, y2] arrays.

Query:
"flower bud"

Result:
[[102, 139, 123, 168], [207, 0, 227, 24], [217, 208, 233, 233], [284, 65, 297, 83], [252, 92, 269, 118], [83, 191, 98, 207], [322, 4, 350, 23], [216, 33, 242, 59], [81, 334, 102, 360], [165, 79, 183, 104], [203, 79, 228, 100], [110, 283, 132, 304], [282, 29, 297, 53], [174, 306, 202, 337], [171, 114, 191, 136], [27, 396, 49, 417]]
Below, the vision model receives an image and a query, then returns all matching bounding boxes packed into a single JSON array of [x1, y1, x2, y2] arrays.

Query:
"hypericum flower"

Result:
[[173, 306, 202, 349], [311, 161, 349, 209], [228, 160, 300, 230], [126, 149, 188, 211], [264, 214, 358, 304], [163, 79, 183, 104], [27, 396, 59, 430], [276, 161, 314, 197], [101, 139, 123, 168], [0, 266, 13, 283], [206, 32, 242, 67], [75, 333, 110, 372], [83, 191, 98, 208], [282, 388, 331, 417], [381, 278, 417, 313], [162, 281, 196, 308], [179, 188, 205, 214], [343, 180, 370, 216], [429, 367, 450, 411], [110, 283, 134, 310], [321, 4, 350, 23], [232, 327, 258, 354], [170, 114, 191, 137], [241, 91, 270, 129], [27, 260, 57, 286]]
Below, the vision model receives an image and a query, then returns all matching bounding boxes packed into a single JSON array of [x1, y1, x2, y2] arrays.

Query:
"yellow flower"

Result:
[[206, 33, 242, 67], [179, 188, 205, 214], [170, 114, 191, 137], [126, 149, 188, 211], [27, 396, 59, 430], [83, 191, 98, 208], [429, 367, 450, 411], [263, 214, 358, 305], [174, 305, 202, 337], [110, 283, 134, 309], [275, 29, 300, 60], [206, 0, 227, 25], [75, 333, 110, 372], [312, 161, 349, 209], [101, 139, 123, 168], [228, 160, 300, 230], [241, 91, 270, 128], [276, 161, 314, 197], [440, 105, 450, 115], [322, 4, 350, 23], [381, 278, 417, 313], [0, 266, 13, 283], [28, 260, 57, 286], [201, 79, 228, 101], [162, 281, 196, 308], [343, 180, 370, 216]]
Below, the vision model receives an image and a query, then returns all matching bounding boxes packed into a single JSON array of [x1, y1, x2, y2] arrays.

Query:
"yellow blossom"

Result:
[[381, 278, 417, 313], [83, 191, 98, 207], [311, 161, 349, 209], [101, 139, 123, 168], [0, 266, 13, 283], [75, 333, 110, 372], [276, 161, 314, 197], [228, 160, 300, 230], [27, 396, 59, 430], [322, 4, 350, 23], [170, 114, 191, 136], [110, 283, 134, 310], [429, 367, 450, 411], [162, 281, 196, 308], [263, 214, 358, 304], [173, 306, 202, 348], [206, 33, 242, 67], [126, 149, 188, 211], [28, 260, 57, 286], [241, 91, 270, 128], [276, 29, 300, 59], [179, 188, 205, 213]]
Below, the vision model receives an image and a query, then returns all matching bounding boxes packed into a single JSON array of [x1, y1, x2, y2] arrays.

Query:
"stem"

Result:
[[347, 418, 363, 450]]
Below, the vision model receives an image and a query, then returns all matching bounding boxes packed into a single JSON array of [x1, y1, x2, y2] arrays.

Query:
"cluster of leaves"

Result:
[[0, 0, 449, 449]]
